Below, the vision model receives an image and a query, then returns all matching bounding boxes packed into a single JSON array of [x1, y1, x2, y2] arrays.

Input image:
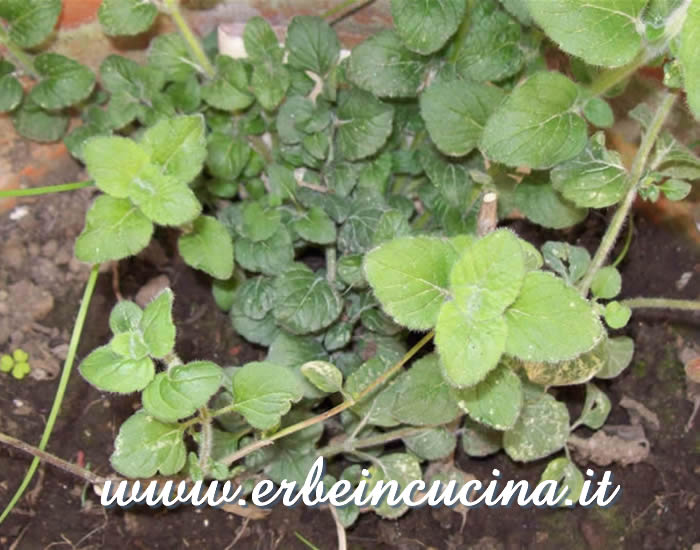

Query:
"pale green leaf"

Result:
[[604, 301, 631, 329], [207, 134, 251, 180], [680, 1, 700, 119], [83, 136, 150, 198], [541, 241, 591, 285], [241, 202, 281, 242], [266, 332, 328, 399], [539, 458, 584, 506], [583, 97, 614, 128], [178, 215, 234, 279], [148, 34, 198, 82], [596, 336, 634, 379], [109, 301, 143, 334], [591, 266, 622, 299], [301, 361, 343, 394], [140, 289, 176, 359], [110, 330, 149, 360], [577, 382, 611, 429], [79, 345, 154, 393]]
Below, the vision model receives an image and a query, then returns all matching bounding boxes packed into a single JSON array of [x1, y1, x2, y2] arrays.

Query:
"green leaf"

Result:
[[583, 97, 614, 128], [0, 74, 22, 112], [577, 382, 611, 429], [100, 54, 163, 99], [207, 134, 251, 181], [541, 241, 590, 285], [110, 330, 149, 360], [391, 0, 467, 55], [83, 136, 150, 198], [503, 391, 570, 462], [454, 0, 523, 82], [202, 55, 254, 111], [449, 229, 526, 321], [277, 96, 315, 145], [140, 289, 176, 358], [454, 364, 523, 430], [230, 308, 279, 347], [659, 179, 692, 201], [127, 164, 202, 226], [233, 276, 276, 320], [110, 411, 186, 478], [603, 301, 631, 329], [243, 16, 283, 63], [236, 226, 294, 275], [0, 0, 61, 48], [338, 202, 388, 253], [480, 72, 587, 169], [12, 97, 69, 142], [231, 361, 304, 430], [266, 332, 328, 399], [365, 236, 457, 330], [436, 302, 508, 388], [301, 361, 343, 394], [141, 115, 207, 185], [179, 215, 234, 280], [79, 345, 155, 393], [591, 266, 622, 299], [148, 34, 198, 82], [525, 0, 646, 67], [142, 361, 223, 423], [596, 336, 634, 379], [336, 89, 394, 160], [540, 458, 584, 506], [344, 357, 402, 427], [551, 133, 628, 208], [273, 263, 343, 334], [251, 61, 290, 111], [420, 80, 504, 157], [367, 454, 422, 518], [347, 30, 428, 98], [680, 1, 700, 119], [462, 417, 502, 457], [403, 428, 457, 460], [292, 207, 337, 245], [499, 0, 533, 25], [286, 16, 340, 75], [98, 0, 158, 36], [241, 202, 282, 242], [338, 254, 366, 288], [391, 354, 461, 426], [109, 301, 143, 334], [505, 271, 603, 362], [519, 338, 608, 386], [514, 175, 588, 229], [75, 196, 154, 263]]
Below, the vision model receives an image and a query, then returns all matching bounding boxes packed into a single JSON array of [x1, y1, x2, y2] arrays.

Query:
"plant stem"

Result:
[[318, 426, 433, 457], [611, 215, 634, 268], [221, 331, 435, 466], [163, 0, 215, 78], [0, 181, 94, 199], [587, 52, 647, 97], [0, 432, 106, 486], [0, 26, 38, 78], [620, 298, 700, 311], [325, 247, 337, 284], [579, 92, 677, 296], [0, 264, 101, 524], [322, 0, 374, 21], [197, 408, 213, 474]]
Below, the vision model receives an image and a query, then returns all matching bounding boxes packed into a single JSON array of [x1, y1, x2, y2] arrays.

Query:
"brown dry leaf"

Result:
[[620, 395, 660, 430], [568, 424, 649, 467]]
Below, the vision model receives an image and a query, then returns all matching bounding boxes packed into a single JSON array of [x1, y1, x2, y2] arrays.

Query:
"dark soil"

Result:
[[1, 162, 699, 550]]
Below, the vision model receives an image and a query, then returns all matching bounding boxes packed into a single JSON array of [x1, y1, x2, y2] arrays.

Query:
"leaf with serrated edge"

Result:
[[391, 0, 467, 55], [98, 0, 158, 36], [178, 215, 234, 280], [83, 136, 150, 198], [140, 289, 176, 359], [336, 89, 394, 160], [79, 345, 154, 393]]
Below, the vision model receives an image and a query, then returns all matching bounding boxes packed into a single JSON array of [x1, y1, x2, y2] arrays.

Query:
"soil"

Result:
[[1, 147, 699, 550]]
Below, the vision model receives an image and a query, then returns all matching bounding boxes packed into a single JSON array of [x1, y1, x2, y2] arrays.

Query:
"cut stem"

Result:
[[620, 298, 700, 311], [221, 331, 435, 466], [163, 0, 215, 78], [579, 92, 677, 296], [0, 181, 94, 199], [0, 264, 101, 524]]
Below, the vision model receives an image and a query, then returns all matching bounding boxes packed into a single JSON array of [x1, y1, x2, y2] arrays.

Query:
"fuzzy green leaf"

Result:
[[365, 236, 458, 330], [231, 362, 304, 430], [243, 16, 283, 63], [109, 301, 143, 334], [347, 30, 428, 98], [273, 263, 343, 334], [454, 364, 523, 430], [454, 0, 523, 82], [480, 72, 587, 169], [75, 196, 154, 263], [505, 271, 603, 362], [541, 241, 591, 285], [583, 97, 614, 128], [140, 289, 176, 358], [0, 0, 61, 48], [110, 330, 149, 360], [179, 215, 234, 280], [79, 345, 155, 393], [503, 391, 570, 462], [83, 136, 150, 198], [142, 361, 223, 423], [241, 202, 282, 242], [391, 0, 467, 55], [98, 0, 158, 36], [286, 16, 340, 75], [148, 34, 198, 82], [420, 80, 504, 157], [391, 354, 461, 426], [336, 89, 394, 160], [110, 411, 186, 478], [525, 0, 646, 67], [680, 1, 700, 119], [266, 332, 328, 399], [514, 175, 588, 229]]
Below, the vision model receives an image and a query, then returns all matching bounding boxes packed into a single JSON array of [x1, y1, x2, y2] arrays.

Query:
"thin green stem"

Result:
[[221, 331, 435, 466], [0, 181, 94, 199], [325, 247, 337, 284], [0, 26, 38, 78], [163, 0, 215, 78], [611, 215, 634, 268], [579, 92, 677, 296], [0, 264, 100, 524], [587, 52, 647, 97], [620, 298, 700, 311]]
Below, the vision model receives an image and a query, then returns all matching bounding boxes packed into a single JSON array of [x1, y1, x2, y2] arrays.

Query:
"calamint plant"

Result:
[[0, 0, 699, 533]]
